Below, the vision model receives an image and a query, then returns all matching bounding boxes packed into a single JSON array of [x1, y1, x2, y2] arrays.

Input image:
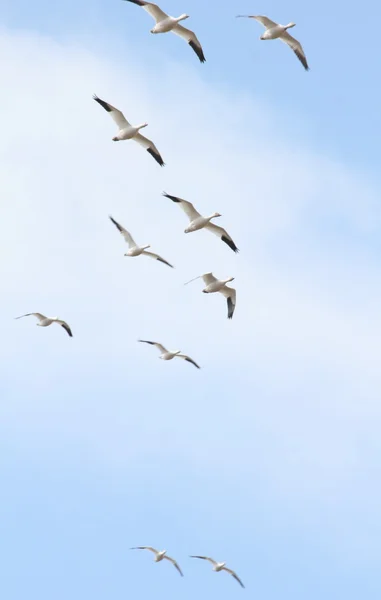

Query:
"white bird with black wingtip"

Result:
[[130, 546, 184, 576], [93, 94, 165, 166], [15, 313, 73, 337], [163, 192, 238, 253], [190, 555, 245, 588], [236, 15, 309, 71], [123, 0, 206, 63], [109, 216, 173, 268], [138, 340, 200, 369], [185, 273, 237, 319]]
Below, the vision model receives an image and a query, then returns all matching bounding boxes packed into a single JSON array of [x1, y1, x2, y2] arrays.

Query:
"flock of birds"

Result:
[[130, 547, 245, 588], [15, 1, 310, 587]]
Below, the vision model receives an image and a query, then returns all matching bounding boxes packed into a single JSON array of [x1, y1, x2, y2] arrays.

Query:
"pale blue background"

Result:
[[1, 1, 381, 599]]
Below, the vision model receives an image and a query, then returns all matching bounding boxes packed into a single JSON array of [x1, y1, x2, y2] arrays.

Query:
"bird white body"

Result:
[[37, 316, 58, 327], [214, 562, 226, 571], [185, 213, 221, 233], [160, 350, 181, 361], [125, 243, 151, 257], [260, 22, 295, 40], [151, 14, 189, 33], [113, 123, 148, 141], [154, 550, 167, 561], [203, 277, 234, 294]]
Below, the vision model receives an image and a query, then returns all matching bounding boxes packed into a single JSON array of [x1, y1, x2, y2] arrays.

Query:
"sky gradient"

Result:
[[1, 1, 381, 599]]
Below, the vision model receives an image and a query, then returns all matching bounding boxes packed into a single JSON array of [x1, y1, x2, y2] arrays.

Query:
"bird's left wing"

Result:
[[172, 25, 206, 63], [142, 251, 174, 268], [220, 286, 236, 320], [204, 223, 239, 253], [222, 567, 245, 588], [57, 320, 73, 337], [163, 555, 184, 576], [178, 355, 200, 369], [280, 31, 309, 70], [134, 133, 165, 166]]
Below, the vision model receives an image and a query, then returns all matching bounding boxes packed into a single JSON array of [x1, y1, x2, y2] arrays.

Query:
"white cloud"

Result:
[[0, 26, 380, 527]]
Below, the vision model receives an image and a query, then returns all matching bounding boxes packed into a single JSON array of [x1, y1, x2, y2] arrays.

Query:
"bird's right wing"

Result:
[[93, 94, 130, 129], [202, 273, 218, 286], [123, 0, 168, 23], [163, 192, 201, 221], [130, 546, 159, 554], [236, 15, 277, 29], [15, 312, 45, 321], [109, 216, 136, 248], [190, 555, 218, 565], [138, 340, 168, 354]]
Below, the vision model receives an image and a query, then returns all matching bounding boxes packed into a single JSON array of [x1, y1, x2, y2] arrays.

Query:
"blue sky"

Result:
[[1, 1, 381, 598]]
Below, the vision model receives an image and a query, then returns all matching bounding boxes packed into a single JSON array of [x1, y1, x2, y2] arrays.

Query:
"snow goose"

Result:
[[185, 273, 236, 319], [138, 340, 200, 369], [123, 0, 206, 63], [163, 192, 238, 253], [15, 313, 73, 337], [190, 556, 244, 588], [131, 547, 183, 576], [109, 216, 173, 268], [93, 94, 165, 166], [236, 15, 309, 71]]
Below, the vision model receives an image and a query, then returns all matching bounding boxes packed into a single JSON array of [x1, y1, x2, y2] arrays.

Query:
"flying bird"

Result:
[[185, 273, 236, 319], [109, 216, 173, 268], [163, 192, 238, 253], [138, 340, 200, 369], [123, 0, 206, 63], [130, 547, 184, 576], [93, 94, 165, 166], [190, 556, 244, 588], [15, 313, 73, 337], [236, 15, 309, 71]]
